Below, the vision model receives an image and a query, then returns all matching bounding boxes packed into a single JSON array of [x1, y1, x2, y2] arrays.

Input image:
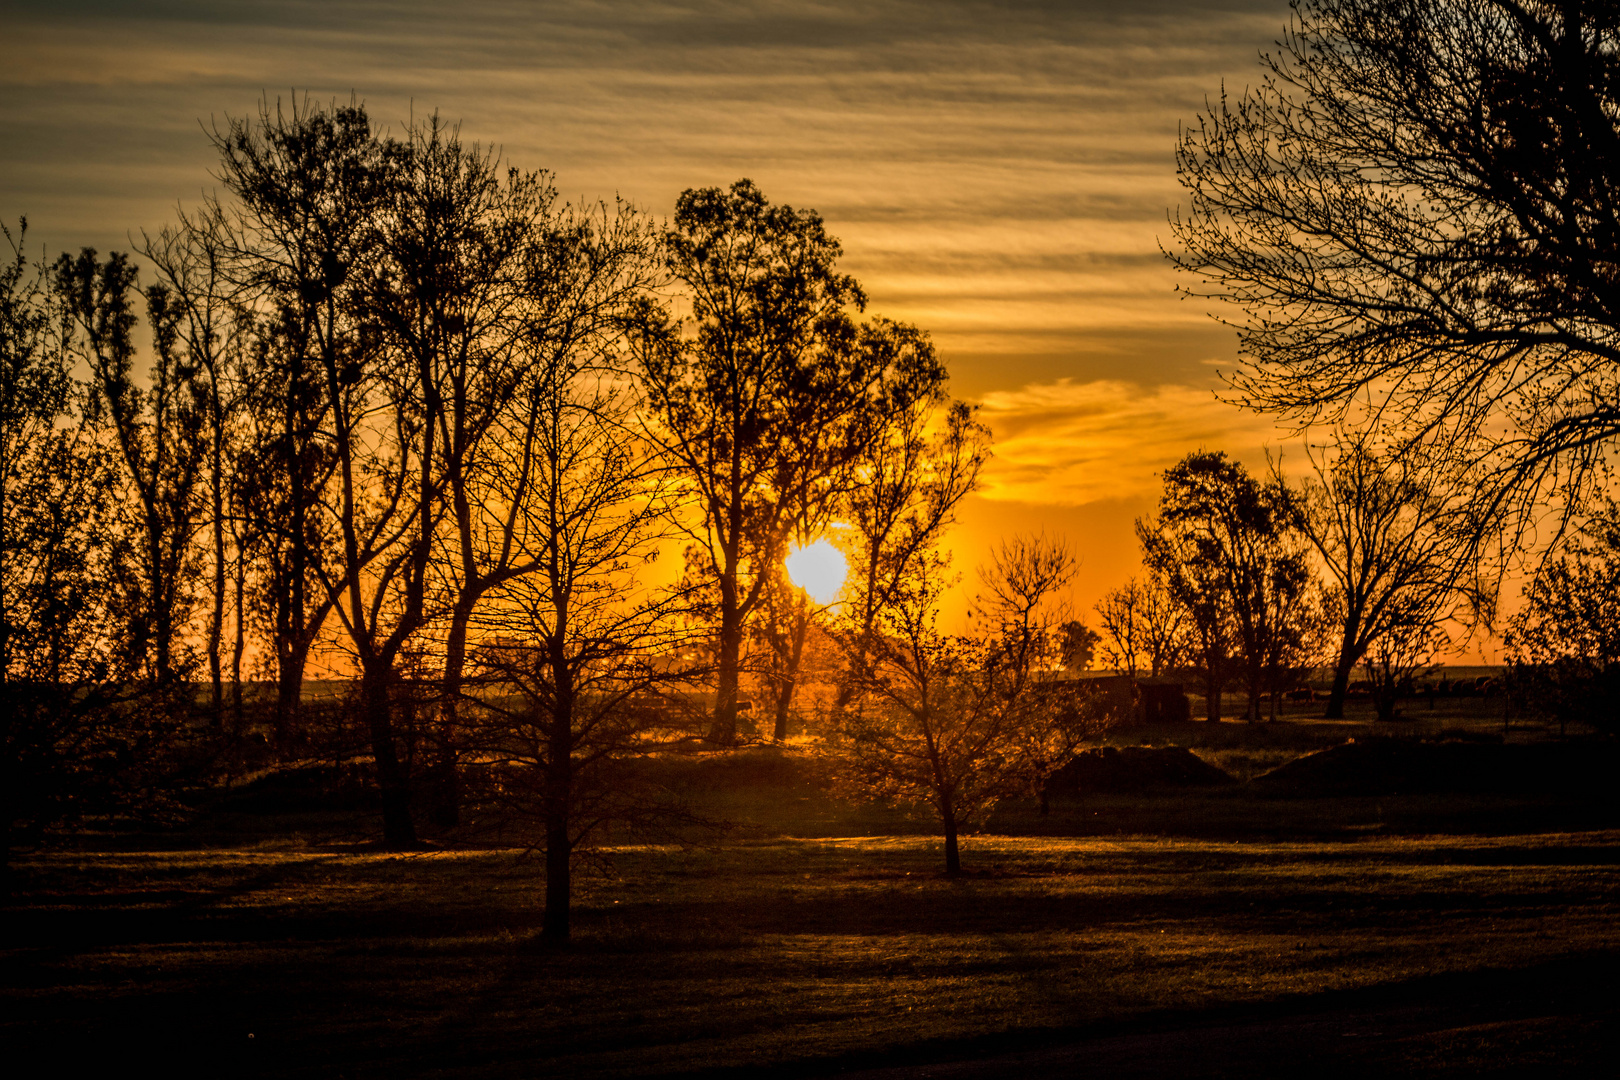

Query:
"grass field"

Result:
[[4, 697, 1616, 1077]]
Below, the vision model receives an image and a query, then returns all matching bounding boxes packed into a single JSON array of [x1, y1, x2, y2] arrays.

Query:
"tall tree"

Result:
[[210, 97, 394, 747], [645, 180, 942, 743], [212, 96, 424, 843], [468, 350, 691, 943], [363, 115, 555, 826], [139, 214, 251, 726], [1170, 0, 1620, 541], [1, 222, 175, 888], [55, 249, 207, 686]]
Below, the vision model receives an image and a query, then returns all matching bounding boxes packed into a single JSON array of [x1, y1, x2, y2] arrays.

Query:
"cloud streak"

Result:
[[2, 0, 1287, 400], [975, 378, 1294, 505]]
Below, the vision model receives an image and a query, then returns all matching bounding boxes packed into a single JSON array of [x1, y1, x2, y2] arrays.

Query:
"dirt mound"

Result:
[[218, 762, 379, 813], [1251, 737, 1617, 797], [1046, 745, 1235, 794]]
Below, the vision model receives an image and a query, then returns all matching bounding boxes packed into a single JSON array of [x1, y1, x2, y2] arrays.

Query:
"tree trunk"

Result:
[[1324, 621, 1361, 719], [943, 818, 961, 877], [771, 607, 811, 742], [231, 552, 246, 734], [428, 598, 475, 828], [710, 601, 744, 744], [361, 668, 418, 848], [1204, 662, 1222, 722], [206, 429, 226, 729], [542, 639, 575, 944], [274, 647, 308, 747]]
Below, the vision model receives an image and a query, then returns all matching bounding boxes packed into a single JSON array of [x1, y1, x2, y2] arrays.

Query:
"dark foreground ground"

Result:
[[4, 708, 1617, 1077]]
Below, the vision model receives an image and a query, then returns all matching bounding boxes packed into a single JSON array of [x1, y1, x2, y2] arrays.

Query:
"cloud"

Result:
[[1, 0, 1281, 399], [974, 377, 1294, 505]]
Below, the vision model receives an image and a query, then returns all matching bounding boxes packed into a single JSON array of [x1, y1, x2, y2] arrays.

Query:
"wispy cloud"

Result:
[[2, 0, 1285, 399], [974, 378, 1295, 505]]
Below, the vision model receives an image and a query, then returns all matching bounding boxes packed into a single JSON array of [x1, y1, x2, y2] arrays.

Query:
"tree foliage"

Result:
[[644, 179, 949, 742], [1507, 503, 1620, 734]]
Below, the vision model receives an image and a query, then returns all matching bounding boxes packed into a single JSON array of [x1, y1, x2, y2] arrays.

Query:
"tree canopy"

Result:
[[1171, 0, 1620, 534]]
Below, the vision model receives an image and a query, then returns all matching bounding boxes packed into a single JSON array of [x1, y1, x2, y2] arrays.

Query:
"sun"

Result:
[[784, 538, 848, 606]]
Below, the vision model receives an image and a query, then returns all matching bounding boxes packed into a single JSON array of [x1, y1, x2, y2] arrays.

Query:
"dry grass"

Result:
[[5, 830, 1618, 1077]]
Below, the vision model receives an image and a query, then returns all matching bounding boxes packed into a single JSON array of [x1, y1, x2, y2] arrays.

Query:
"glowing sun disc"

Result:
[[785, 539, 848, 605]]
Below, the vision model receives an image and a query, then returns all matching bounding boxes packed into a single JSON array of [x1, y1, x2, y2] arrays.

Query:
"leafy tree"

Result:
[[1, 222, 183, 888], [1170, 0, 1620, 538], [1140, 452, 1308, 721], [644, 180, 943, 743], [54, 249, 208, 686], [1506, 504, 1620, 735]]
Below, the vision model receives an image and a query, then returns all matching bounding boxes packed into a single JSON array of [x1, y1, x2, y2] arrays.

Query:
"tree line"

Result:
[[2, 98, 1122, 920], [8, 0, 1620, 921]]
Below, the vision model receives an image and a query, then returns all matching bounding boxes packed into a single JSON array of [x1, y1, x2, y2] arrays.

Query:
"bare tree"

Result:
[[833, 561, 1023, 878], [1292, 429, 1490, 717], [362, 115, 560, 827], [835, 536, 1110, 874], [1095, 579, 1146, 677], [838, 397, 989, 703], [467, 355, 691, 943], [210, 97, 392, 748], [1362, 595, 1448, 723], [139, 214, 251, 726], [429, 192, 662, 824], [1170, 0, 1620, 543], [212, 96, 427, 843]]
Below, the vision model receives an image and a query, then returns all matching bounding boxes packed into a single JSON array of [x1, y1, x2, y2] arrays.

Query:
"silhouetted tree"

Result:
[[835, 534, 1112, 874], [140, 214, 252, 726], [1094, 579, 1146, 678], [1362, 593, 1447, 722], [466, 352, 693, 943], [1141, 452, 1307, 721], [1506, 502, 1620, 735], [838, 397, 989, 705], [53, 249, 208, 687], [1171, 0, 1620, 540], [1292, 430, 1490, 717], [212, 96, 421, 843], [365, 115, 557, 827], [1, 222, 184, 888], [644, 180, 943, 743]]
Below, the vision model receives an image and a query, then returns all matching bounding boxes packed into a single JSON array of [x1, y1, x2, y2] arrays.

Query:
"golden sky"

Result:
[[9, 0, 1471, 653]]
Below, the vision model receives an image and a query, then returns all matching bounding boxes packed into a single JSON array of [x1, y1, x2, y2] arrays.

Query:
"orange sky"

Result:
[[0, 1, 1509, 661]]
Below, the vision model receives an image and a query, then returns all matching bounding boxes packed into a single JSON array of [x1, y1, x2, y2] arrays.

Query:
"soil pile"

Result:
[[1046, 745, 1235, 793], [1252, 737, 1618, 797]]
